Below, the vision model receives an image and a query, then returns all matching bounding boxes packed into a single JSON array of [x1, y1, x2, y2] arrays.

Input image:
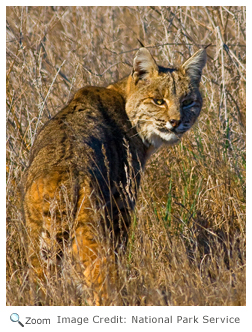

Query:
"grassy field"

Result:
[[6, 6, 246, 306]]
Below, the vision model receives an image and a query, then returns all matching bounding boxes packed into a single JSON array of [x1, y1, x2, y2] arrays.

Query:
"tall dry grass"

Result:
[[6, 6, 246, 305]]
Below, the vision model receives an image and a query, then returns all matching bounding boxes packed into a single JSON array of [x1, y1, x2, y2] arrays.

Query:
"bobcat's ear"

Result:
[[182, 48, 207, 86], [132, 48, 159, 84]]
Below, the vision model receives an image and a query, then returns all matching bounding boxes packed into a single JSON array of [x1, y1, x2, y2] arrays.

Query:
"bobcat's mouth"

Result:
[[150, 119, 191, 146], [156, 121, 185, 135], [137, 119, 187, 149]]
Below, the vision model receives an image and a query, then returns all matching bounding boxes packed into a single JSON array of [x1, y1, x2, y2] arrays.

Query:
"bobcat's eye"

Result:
[[153, 99, 165, 106], [182, 99, 194, 108]]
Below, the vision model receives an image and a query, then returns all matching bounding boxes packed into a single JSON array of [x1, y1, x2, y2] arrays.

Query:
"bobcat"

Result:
[[23, 47, 207, 305]]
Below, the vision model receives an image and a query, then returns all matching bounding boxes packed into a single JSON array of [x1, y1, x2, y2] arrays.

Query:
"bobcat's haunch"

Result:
[[23, 47, 207, 305]]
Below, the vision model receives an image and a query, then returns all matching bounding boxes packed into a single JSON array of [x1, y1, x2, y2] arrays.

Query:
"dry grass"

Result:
[[6, 6, 246, 306]]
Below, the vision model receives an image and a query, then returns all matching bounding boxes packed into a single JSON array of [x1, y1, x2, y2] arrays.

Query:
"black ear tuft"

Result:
[[137, 39, 145, 48]]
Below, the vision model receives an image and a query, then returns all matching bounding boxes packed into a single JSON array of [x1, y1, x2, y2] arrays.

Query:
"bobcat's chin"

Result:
[[145, 128, 182, 149]]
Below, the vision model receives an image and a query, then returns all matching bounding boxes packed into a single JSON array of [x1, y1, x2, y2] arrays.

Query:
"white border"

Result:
[[3, 2, 250, 331]]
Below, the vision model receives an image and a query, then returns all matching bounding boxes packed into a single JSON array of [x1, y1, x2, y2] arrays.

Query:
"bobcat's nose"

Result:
[[169, 119, 181, 128]]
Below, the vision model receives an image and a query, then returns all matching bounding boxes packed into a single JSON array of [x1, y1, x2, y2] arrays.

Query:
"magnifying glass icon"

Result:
[[10, 313, 24, 327]]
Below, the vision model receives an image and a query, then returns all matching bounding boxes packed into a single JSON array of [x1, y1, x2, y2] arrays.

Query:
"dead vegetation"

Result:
[[6, 6, 245, 305]]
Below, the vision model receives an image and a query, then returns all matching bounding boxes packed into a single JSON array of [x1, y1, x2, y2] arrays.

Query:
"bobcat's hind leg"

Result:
[[70, 186, 118, 305], [24, 175, 70, 304]]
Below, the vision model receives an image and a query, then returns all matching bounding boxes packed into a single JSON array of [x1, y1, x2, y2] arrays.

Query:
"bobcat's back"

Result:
[[24, 86, 145, 209]]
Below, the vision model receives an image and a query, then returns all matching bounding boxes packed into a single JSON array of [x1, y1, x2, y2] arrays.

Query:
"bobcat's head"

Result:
[[125, 47, 207, 150]]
